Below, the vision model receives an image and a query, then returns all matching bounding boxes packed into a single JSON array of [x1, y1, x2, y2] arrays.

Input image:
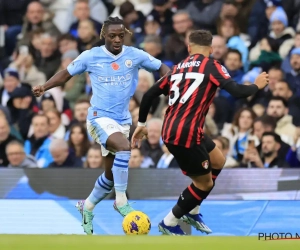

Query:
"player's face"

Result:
[[105, 24, 125, 55]]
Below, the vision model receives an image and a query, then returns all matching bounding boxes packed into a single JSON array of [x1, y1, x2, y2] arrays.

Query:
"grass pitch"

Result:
[[1, 235, 300, 250]]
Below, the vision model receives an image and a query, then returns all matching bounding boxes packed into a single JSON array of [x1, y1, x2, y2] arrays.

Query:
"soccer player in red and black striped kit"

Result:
[[132, 30, 269, 235]]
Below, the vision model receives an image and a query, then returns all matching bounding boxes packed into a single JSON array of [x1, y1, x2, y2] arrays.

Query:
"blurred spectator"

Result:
[[157, 143, 179, 168], [264, 0, 281, 20], [250, 36, 282, 72], [0, 116, 20, 167], [24, 114, 53, 168], [266, 66, 284, 98], [34, 33, 61, 80], [219, 48, 244, 102], [40, 92, 72, 126], [66, 0, 107, 32], [164, 10, 193, 63], [9, 49, 46, 87], [0, 68, 30, 107], [60, 50, 85, 109], [269, 6, 295, 59], [143, 14, 162, 41], [217, 17, 248, 67], [222, 107, 259, 161], [240, 131, 289, 168], [273, 81, 300, 126], [128, 148, 143, 168], [119, 0, 145, 47], [204, 115, 219, 137], [286, 128, 300, 167], [140, 118, 163, 168], [84, 144, 103, 168], [58, 34, 78, 55], [77, 20, 99, 53], [68, 123, 91, 160], [281, 31, 300, 74], [18, 1, 60, 47], [6, 140, 37, 168], [285, 48, 300, 96], [212, 136, 238, 168], [129, 95, 140, 113], [69, 98, 90, 127], [69, 0, 102, 38], [7, 83, 38, 140], [211, 35, 227, 64], [48, 138, 83, 168], [135, 69, 161, 116], [220, 0, 256, 42], [45, 109, 66, 139], [0, 106, 22, 141], [0, 0, 34, 56], [234, 67, 267, 112], [253, 114, 290, 160], [142, 35, 173, 80], [149, 0, 174, 37], [266, 96, 296, 146], [186, 0, 222, 34]]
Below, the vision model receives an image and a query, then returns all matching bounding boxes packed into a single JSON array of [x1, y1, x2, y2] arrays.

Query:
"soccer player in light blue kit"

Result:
[[32, 17, 170, 235]]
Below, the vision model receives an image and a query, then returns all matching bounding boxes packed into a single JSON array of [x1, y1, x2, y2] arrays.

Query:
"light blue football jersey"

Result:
[[67, 45, 162, 124]]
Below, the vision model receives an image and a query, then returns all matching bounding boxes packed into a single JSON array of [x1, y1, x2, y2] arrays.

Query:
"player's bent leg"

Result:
[[106, 132, 134, 217], [160, 173, 213, 236], [182, 174, 213, 234]]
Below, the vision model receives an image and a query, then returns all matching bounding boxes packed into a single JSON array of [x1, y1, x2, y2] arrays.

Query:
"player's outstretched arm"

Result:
[[222, 72, 269, 98], [159, 63, 171, 77], [32, 69, 73, 97]]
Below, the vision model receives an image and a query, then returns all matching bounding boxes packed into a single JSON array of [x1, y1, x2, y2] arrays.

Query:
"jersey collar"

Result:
[[102, 46, 125, 59]]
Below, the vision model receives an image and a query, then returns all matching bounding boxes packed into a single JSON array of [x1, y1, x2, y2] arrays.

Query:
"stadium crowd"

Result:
[[0, 0, 300, 169]]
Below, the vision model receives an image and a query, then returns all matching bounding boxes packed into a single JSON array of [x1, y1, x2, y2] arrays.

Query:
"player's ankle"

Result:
[[115, 190, 128, 207], [163, 211, 179, 227], [84, 199, 95, 212]]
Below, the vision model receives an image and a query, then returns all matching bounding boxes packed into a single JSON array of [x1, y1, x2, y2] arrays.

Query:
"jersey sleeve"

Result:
[[136, 49, 162, 72], [156, 71, 171, 96], [209, 60, 234, 88], [67, 50, 90, 76]]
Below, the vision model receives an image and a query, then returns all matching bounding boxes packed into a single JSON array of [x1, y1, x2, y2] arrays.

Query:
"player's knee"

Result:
[[114, 141, 131, 152]]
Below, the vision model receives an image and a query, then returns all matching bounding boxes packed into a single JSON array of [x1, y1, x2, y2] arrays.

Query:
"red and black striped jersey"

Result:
[[157, 54, 234, 148]]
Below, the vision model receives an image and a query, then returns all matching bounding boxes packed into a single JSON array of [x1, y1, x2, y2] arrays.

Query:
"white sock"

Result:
[[163, 211, 179, 227], [189, 205, 200, 215], [115, 190, 128, 207], [84, 198, 96, 212]]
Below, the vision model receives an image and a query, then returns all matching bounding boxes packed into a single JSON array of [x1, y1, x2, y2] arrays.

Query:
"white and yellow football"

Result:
[[122, 211, 151, 235]]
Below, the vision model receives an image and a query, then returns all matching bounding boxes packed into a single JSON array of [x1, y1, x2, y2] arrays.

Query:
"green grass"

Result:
[[1, 235, 300, 250]]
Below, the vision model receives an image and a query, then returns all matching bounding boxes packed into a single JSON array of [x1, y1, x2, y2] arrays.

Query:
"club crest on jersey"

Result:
[[125, 59, 133, 68], [111, 62, 120, 71], [202, 160, 209, 169]]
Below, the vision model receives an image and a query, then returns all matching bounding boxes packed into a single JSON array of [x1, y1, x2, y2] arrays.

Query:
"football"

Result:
[[122, 211, 151, 235]]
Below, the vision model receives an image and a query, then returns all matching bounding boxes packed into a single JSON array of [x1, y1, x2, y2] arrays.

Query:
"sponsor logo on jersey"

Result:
[[111, 62, 120, 71], [125, 59, 133, 68], [98, 74, 132, 86], [177, 61, 201, 70]]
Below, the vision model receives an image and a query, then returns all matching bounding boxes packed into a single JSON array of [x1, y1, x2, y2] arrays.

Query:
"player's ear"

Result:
[[209, 46, 213, 55], [187, 44, 191, 54]]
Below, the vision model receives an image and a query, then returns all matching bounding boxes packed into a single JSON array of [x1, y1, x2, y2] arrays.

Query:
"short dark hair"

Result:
[[119, 1, 135, 18], [32, 113, 50, 124], [262, 131, 282, 143], [75, 98, 90, 106], [225, 48, 242, 61], [254, 115, 276, 130], [58, 34, 76, 43], [276, 81, 291, 90], [269, 96, 288, 108], [189, 30, 212, 47]]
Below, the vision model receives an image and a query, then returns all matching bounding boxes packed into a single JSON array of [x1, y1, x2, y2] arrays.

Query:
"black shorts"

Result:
[[202, 134, 216, 153], [165, 134, 216, 176]]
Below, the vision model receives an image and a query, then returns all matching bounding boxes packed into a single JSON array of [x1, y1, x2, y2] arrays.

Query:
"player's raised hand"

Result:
[[254, 72, 269, 90], [32, 85, 45, 97], [131, 126, 148, 149]]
